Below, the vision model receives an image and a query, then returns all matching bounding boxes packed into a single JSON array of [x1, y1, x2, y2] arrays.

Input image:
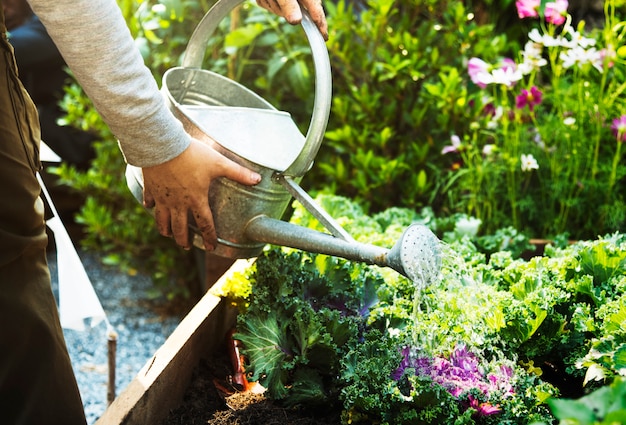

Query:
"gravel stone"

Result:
[[48, 248, 182, 425]]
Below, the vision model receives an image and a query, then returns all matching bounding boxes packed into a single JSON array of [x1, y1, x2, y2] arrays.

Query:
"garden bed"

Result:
[[162, 354, 342, 424], [93, 258, 342, 425], [92, 199, 626, 425], [94, 260, 248, 425]]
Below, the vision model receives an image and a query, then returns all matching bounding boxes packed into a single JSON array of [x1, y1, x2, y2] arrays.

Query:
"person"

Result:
[[2, 0, 96, 169], [0, 0, 327, 424]]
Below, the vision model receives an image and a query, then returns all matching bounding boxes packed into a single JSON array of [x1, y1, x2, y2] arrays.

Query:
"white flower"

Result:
[[561, 46, 604, 72], [528, 28, 546, 44], [474, 63, 523, 87], [388, 327, 401, 338], [491, 67, 524, 87], [589, 49, 605, 73], [442, 134, 463, 154], [523, 41, 544, 58], [563, 117, 576, 126], [528, 28, 561, 47], [562, 24, 597, 49], [519, 41, 548, 75], [521, 154, 539, 172], [455, 216, 482, 237], [560, 47, 581, 68], [482, 144, 496, 156]]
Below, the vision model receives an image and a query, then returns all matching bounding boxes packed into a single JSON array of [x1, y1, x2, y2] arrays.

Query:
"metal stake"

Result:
[[107, 325, 118, 405]]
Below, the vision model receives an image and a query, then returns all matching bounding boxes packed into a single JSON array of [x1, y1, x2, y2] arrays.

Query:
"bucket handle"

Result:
[[182, 0, 332, 177]]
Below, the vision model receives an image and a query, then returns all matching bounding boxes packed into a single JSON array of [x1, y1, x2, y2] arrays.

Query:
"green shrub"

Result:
[[306, 0, 514, 213]]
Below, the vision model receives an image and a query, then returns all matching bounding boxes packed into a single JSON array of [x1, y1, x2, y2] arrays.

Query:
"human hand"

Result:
[[256, 0, 328, 40], [141, 138, 262, 251]]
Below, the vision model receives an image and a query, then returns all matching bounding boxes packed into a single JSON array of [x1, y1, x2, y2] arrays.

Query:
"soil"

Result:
[[162, 348, 343, 425]]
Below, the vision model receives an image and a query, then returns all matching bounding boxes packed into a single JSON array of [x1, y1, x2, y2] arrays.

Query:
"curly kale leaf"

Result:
[[339, 330, 403, 421], [289, 307, 336, 365], [577, 241, 626, 288]]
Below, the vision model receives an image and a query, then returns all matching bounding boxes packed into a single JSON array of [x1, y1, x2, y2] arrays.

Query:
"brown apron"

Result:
[[0, 5, 87, 424]]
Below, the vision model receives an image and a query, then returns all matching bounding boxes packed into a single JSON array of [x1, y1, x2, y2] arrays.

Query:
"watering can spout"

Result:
[[244, 215, 442, 283]]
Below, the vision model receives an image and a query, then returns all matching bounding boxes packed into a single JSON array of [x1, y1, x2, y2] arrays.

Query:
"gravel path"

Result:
[[48, 247, 183, 425]]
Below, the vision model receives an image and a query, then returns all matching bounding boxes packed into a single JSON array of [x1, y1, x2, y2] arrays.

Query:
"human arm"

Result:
[[27, 0, 188, 167], [256, 0, 328, 40], [26, 0, 260, 250]]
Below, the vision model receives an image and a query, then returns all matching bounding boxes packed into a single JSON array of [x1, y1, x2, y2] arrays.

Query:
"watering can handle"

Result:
[[182, 0, 332, 177]]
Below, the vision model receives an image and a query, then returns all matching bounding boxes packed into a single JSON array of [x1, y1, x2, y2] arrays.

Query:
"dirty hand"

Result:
[[256, 0, 328, 40], [142, 138, 262, 251]]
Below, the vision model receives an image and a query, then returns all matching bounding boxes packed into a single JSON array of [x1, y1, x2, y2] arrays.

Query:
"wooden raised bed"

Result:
[[94, 258, 254, 425]]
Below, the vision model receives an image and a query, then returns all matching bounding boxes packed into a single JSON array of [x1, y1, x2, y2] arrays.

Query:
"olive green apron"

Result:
[[0, 6, 86, 424]]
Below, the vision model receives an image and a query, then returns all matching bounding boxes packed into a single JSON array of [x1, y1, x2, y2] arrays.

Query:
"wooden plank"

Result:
[[95, 258, 254, 425]]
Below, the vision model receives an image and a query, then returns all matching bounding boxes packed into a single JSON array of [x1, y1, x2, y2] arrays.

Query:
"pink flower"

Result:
[[515, 86, 543, 111], [499, 57, 517, 73], [611, 115, 626, 142], [468, 395, 502, 416], [468, 57, 523, 88], [516, 0, 540, 19], [442, 135, 463, 154], [468, 57, 491, 89], [545, 0, 568, 26]]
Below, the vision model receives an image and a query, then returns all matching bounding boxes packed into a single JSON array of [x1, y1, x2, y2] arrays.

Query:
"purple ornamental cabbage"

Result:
[[393, 344, 515, 416]]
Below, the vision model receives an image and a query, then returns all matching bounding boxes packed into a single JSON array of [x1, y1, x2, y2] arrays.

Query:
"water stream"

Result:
[[407, 237, 472, 352]]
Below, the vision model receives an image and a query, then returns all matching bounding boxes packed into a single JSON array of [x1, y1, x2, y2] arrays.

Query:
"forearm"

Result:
[[26, 0, 188, 167]]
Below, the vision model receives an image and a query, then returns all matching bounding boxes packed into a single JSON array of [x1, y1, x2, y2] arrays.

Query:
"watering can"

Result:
[[126, 0, 441, 283]]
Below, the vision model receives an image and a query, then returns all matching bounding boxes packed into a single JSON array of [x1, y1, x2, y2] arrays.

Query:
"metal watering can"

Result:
[[126, 0, 441, 283]]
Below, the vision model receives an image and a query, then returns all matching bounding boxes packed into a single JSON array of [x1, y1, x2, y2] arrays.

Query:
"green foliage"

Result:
[[220, 194, 560, 423], [215, 193, 626, 423], [305, 0, 512, 213], [340, 332, 442, 425], [464, 234, 626, 395], [282, 0, 626, 239], [531, 378, 626, 425], [577, 294, 626, 384], [234, 309, 292, 400], [577, 241, 626, 289]]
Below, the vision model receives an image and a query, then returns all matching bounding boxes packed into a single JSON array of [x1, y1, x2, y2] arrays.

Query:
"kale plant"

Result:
[[234, 249, 386, 408], [221, 195, 626, 424]]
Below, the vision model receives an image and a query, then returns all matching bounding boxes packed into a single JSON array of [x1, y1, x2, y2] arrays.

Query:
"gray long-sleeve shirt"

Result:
[[27, 0, 189, 167]]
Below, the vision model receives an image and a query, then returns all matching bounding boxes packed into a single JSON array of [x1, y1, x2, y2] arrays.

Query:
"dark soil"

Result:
[[162, 349, 343, 425]]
